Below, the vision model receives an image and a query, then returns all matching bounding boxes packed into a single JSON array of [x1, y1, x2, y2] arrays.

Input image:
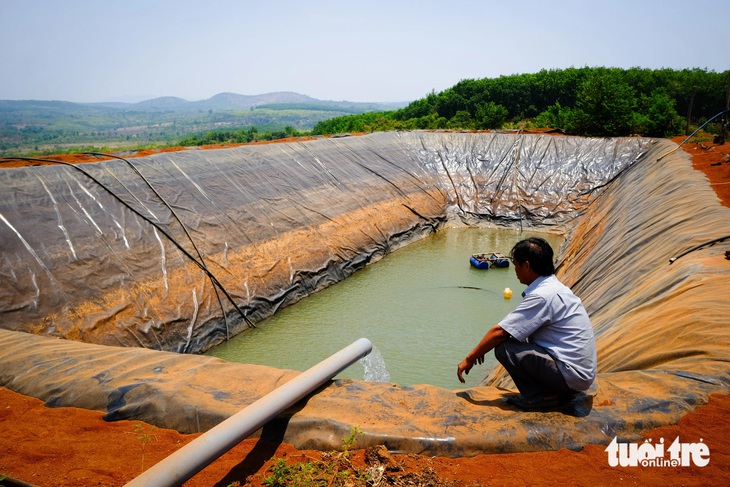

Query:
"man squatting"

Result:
[[457, 237, 597, 409]]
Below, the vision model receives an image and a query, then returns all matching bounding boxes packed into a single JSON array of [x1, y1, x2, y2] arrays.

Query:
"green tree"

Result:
[[572, 70, 637, 136], [535, 102, 575, 132], [434, 89, 467, 119], [633, 88, 684, 137], [474, 102, 508, 129], [448, 110, 474, 129], [395, 91, 439, 120]]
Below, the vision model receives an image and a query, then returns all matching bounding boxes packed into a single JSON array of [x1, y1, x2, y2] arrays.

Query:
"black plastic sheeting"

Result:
[[0, 325, 726, 457], [0, 132, 654, 354], [2, 133, 728, 456]]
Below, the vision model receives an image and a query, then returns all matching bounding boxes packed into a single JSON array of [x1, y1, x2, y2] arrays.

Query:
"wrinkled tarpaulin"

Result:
[[1, 132, 728, 455], [0, 132, 651, 353]]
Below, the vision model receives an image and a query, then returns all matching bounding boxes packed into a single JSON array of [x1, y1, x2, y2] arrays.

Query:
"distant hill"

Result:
[[0, 92, 408, 155], [101, 91, 317, 112], [0, 91, 407, 116], [133, 96, 193, 111], [85, 91, 405, 113]]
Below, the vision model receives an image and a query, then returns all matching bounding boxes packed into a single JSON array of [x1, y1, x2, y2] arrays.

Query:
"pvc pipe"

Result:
[[125, 337, 373, 487]]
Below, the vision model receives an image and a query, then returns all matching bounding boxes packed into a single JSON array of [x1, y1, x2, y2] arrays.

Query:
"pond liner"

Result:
[[0, 132, 652, 354], [0, 133, 728, 455]]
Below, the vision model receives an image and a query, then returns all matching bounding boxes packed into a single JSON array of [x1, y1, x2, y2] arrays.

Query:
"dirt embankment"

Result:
[[1, 387, 728, 486]]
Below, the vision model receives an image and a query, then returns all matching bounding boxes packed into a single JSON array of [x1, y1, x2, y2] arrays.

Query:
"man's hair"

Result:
[[510, 237, 555, 276]]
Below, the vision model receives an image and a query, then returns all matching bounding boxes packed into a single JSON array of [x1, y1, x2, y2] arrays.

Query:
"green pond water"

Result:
[[206, 228, 564, 390]]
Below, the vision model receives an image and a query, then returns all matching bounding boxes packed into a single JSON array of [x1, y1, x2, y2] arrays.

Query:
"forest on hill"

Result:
[[0, 93, 404, 156], [312, 67, 729, 138]]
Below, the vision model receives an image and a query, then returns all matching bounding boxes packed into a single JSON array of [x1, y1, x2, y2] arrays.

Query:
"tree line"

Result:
[[177, 125, 302, 146], [311, 67, 729, 138]]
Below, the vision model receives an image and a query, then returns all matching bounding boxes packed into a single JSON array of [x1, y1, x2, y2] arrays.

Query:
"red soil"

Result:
[[1, 387, 728, 486], [671, 135, 730, 206]]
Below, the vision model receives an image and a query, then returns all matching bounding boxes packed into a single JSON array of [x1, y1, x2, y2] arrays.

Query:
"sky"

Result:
[[1, 0, 728, 104]]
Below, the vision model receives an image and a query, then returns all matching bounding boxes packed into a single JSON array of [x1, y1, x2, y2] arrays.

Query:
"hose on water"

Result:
[[0, 156, 255, 331]]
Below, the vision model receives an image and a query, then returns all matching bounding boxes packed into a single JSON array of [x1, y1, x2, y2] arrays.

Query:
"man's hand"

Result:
[[457, 358, 471, 383], [457, 354, 484, 383], [456, 325, 508, 384]]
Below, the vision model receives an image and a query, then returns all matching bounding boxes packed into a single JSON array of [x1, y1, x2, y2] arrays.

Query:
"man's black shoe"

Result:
[[505, 394, 561, 410]]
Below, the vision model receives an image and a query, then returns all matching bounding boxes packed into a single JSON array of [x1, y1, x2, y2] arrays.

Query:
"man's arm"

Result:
[[457, 325, 510, 383]]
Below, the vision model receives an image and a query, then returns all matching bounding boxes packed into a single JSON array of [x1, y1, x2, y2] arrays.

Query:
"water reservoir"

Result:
[[3, 134, 728, 455], [206, 228, 564, 389]]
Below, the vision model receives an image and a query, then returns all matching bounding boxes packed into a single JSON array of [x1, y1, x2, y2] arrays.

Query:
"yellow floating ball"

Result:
[[503, 287, 513, 299]]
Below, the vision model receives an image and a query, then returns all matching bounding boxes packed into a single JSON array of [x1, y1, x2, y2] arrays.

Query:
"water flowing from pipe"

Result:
[[360, 345, 390, 382]]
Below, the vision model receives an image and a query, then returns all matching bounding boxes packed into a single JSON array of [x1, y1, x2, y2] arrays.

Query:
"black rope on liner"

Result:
[[657, 107, 730, 264], [0, 156, 255, 330], [83, 152, 236, 339], [669, 234, 730, 264]]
